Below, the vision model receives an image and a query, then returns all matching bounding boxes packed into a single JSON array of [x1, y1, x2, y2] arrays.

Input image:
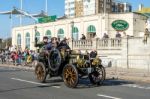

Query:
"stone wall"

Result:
[[69, 37, 150, 70]]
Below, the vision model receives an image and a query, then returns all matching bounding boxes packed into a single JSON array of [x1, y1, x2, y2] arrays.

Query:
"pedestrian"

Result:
[[143, 28, 150, 44], [81, 34, 86, 40]]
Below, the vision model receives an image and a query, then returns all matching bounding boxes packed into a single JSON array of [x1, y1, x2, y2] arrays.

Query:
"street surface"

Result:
[[0, 66, 150, 99]]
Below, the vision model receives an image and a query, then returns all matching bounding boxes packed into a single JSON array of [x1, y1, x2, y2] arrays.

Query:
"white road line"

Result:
[[97, 94, 122, 99], [52, 86, 61, 88], [11, 78, 49, 86], [11, 78, 61, 88], [121, 84, 150, 90]]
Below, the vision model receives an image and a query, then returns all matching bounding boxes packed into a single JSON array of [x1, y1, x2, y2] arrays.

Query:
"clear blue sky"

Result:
[[0, 0, 149, 39]]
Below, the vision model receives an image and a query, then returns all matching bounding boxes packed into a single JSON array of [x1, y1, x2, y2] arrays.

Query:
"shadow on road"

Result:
[[102, 79, 135, 86], [75, 78, 135, 89], [0, 84, 61, 93]]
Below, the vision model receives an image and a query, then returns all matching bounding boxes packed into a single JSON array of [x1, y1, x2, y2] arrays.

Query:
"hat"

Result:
[[43, 36, 48, 39]]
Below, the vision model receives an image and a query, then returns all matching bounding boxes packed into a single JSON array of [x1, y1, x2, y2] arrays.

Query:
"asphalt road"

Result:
[[0, 66, 150, 99]]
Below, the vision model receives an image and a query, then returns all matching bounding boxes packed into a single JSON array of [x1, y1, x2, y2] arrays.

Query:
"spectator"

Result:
[[81, 34, 86, 40], [90, 50, 97, 58], [103, 33, 109, 39], [116, 32, 121, 38], [103, 33, 109, 46], [115, 32, 121, 46], [1, 50, 6, 64], [143, 28, 150, 44]]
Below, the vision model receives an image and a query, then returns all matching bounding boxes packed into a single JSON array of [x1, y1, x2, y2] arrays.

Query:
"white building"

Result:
[[65, 0, 112, 18], [65, 0, 75, 17], [83, 0, 96, 16], [12, 13, 147, 50]]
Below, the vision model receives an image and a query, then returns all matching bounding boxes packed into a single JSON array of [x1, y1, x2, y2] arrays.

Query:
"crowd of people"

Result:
[[0, 36, 70, 66], [0, 48, 39, 66]]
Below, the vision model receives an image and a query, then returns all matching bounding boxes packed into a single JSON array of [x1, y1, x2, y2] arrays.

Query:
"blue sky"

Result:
[[0, 0, 149, 39]]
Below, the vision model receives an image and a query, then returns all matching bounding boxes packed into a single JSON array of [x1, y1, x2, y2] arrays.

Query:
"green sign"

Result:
[[38, 15, 57, 23], [112, 20, 129, 31]]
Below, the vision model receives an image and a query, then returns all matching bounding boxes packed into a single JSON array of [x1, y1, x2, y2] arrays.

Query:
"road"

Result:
[[0, 66, 150, 99]]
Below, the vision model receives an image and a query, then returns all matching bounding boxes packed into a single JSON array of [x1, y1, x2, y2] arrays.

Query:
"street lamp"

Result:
[[34, 26, 37, 33], [71, 21, 74, 50], [71, 21, 74, 40]]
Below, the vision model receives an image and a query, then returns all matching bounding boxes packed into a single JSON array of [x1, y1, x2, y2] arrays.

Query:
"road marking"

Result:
[[121, 84, 150, 90], [11, 78, 60, 88], [52, 86, 61, 88], [11, 78, 49, 86], [97, 94, 122, 99]]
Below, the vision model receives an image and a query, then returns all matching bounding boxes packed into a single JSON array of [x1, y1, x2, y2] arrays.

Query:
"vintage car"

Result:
[[34, 42, 106, 88]]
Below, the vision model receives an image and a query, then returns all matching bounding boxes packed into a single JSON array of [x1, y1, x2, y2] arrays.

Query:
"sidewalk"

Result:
[[106, 67, 150, 83], [0, 64, 34, 71]]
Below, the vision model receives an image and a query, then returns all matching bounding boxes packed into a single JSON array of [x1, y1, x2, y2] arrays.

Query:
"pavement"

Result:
[[0, 66, 150, 99], [106, 67, 150, 84]]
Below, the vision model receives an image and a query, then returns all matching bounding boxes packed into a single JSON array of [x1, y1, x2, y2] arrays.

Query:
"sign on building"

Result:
[[112, 20, 129, 31], [38, 15, 57, 23]]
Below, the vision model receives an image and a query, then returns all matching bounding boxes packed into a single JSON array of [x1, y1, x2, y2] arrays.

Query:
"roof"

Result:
[[136, 7, 150, 18]]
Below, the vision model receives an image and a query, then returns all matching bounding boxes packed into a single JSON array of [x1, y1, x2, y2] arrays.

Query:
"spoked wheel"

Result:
[[63, 64, 78, 88], [89, 66, 106, 85], [35, 62, 47, 83]]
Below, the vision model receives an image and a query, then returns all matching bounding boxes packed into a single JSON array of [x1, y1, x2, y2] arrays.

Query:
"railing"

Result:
[[73, 40, 93, 50], [72, 38, 122, 50], [97, 38, 122, 49]]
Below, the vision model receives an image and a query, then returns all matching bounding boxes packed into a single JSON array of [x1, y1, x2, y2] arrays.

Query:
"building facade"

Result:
[[65, 0, 75, 17], [12, 13, 147, 50], [65, 0, 132, 18], [65, 0, 112, 18], [112, 1, 132, 13], [75, 0, 83, 17]]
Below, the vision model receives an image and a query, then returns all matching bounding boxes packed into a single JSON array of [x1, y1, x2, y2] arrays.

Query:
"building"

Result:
[[65, 0, 132, 18], [137, 4, 150, 31], [112, 1, 132, 13], [65, 0, 75, 18], [65, 0, 112, 18], [12, 13, 147, 50], [75, 0, 83, 17]]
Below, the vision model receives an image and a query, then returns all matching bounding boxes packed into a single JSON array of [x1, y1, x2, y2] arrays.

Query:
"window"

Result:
[[35, 31, 40, 42], [87, 25, 96, 32], [72, 27, 79, 40], [87, 25, 96, 38], [45, 30, 51, 39], [17, 34, 21, 48], [25, 33, 30, 49], [57, 29, 64, 40]]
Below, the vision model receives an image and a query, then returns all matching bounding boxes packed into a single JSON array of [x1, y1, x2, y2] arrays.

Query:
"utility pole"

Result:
[[45, 0, 48, 15], [20, 0, 23, 26]]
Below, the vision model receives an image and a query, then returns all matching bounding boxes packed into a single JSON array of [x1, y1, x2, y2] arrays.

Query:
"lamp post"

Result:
[[20, 0, 23, 26], [71, 21, 74, 50], [45, 0, 48, 15], [34, 26, 38, 50], [34, 26, 37, 33]]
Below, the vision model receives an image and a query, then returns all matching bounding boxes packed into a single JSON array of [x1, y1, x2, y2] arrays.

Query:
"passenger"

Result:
[[90, 50, 97, 58], [57, 38, 70, 50], [35, 36, 49, 49]]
